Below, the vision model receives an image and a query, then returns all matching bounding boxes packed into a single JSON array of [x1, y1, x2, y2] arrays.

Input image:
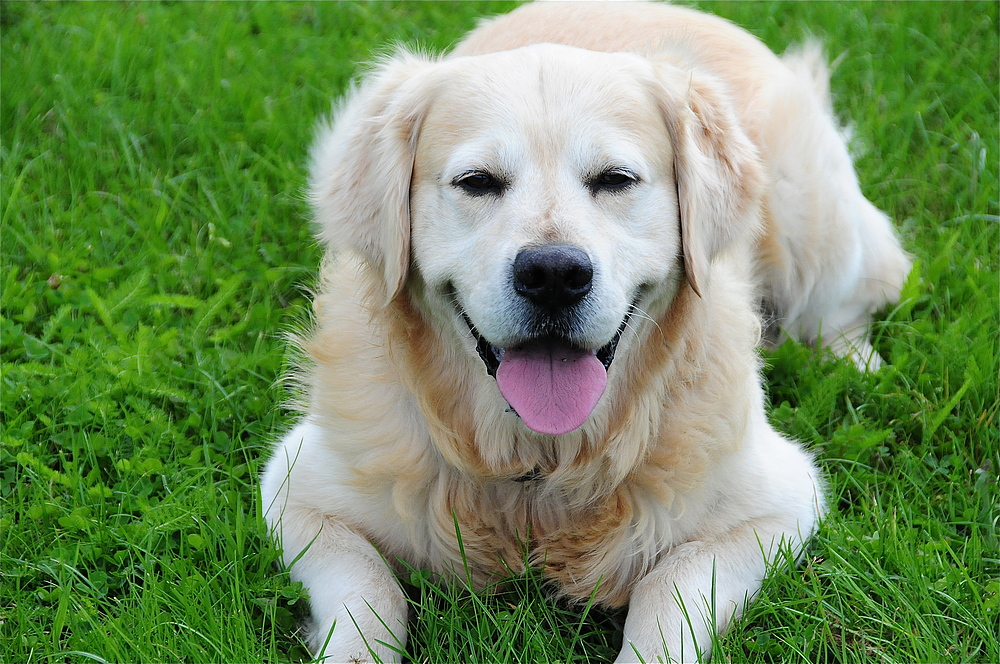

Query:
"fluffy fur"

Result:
[[260, 2, 910, 662]]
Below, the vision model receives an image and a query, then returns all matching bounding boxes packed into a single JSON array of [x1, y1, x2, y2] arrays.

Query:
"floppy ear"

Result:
[[309, 51, 438, 305], [650, 64, 764, 296]]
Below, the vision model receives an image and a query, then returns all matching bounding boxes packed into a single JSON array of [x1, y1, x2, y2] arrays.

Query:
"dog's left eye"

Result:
[[453, 170, 505, 196], [589, 168, 638, 194]]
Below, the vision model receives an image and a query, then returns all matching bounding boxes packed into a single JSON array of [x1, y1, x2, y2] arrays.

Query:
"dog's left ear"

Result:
[[650, 64, 764, 296], [309, 51, 438, 305]]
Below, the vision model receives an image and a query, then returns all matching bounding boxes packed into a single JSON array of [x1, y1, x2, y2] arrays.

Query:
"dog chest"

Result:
[[427, 479, 655, 608]]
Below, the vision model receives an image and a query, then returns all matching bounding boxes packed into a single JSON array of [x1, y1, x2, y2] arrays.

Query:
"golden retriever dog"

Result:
[[261, 2, 910, 661]]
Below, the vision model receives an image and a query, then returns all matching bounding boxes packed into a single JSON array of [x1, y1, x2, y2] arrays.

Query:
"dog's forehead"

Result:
[[422, 45, 665, 154]]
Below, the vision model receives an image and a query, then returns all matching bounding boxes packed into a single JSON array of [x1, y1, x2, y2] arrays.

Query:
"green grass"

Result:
[[1, 1, 996, 662]]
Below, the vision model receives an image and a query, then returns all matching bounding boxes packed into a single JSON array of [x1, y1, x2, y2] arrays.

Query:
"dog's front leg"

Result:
[[276, 506, 408, 663], [615, 516, 807, 664]]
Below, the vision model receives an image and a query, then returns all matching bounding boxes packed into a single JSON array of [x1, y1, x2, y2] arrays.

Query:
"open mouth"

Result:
[[462, 310, 632, 435], [463, 314, 629, 376]]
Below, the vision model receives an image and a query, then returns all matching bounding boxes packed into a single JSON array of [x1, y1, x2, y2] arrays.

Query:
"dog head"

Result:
[[309, 44, 762, 435]]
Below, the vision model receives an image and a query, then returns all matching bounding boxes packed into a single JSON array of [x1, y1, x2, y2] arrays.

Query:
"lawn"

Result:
[[1, 1, 997, 662]]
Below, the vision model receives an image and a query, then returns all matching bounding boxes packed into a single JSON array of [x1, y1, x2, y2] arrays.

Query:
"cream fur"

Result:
[[261, 2, 909, 662]]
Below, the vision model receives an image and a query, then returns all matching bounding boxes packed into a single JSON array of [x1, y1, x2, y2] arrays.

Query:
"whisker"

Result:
[[628, 304, 662, 340]]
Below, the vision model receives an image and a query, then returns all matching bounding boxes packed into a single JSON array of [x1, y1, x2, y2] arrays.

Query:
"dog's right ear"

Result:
[[309, 51, 438, 305]]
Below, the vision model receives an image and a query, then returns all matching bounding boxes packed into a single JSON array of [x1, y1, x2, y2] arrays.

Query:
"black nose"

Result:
[[512, 244, 593, 308]]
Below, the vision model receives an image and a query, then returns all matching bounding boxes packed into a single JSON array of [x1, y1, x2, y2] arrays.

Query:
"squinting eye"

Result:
[[589, 168, 638, 193], [453, 170, 505, 196]]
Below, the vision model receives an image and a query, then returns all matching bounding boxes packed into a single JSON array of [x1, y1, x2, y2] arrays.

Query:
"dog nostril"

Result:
[[513, 244, 593, 307], [519, 264, 548, 291]]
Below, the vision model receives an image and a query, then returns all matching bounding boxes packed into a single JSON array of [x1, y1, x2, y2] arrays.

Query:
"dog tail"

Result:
[[781, 40, 833, 114]]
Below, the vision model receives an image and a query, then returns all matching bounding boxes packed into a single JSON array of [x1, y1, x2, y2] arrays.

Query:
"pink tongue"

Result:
[[496, 341, 607, 435]]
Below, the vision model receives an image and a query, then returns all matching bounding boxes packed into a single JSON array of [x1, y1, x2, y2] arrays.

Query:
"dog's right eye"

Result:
[[453, 170, 505, 196]]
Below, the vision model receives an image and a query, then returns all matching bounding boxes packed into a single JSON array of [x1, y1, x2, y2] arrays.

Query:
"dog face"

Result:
[[409, 47, 684, 434], [309, 43, 762, 435]]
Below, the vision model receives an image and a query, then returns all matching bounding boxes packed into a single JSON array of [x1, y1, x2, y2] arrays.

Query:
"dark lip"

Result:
[[462, 313, 504, 378], [461, 307, 634, 378]]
